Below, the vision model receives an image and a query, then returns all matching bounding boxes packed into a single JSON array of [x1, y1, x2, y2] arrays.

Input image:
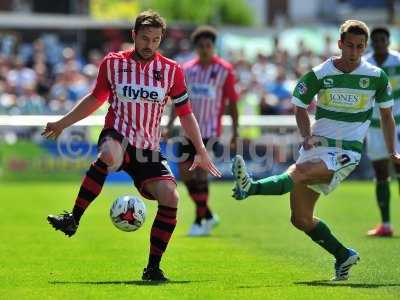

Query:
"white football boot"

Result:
[[204, 214, 220, 234], [231, 155, 253, 200], [332, 248, 360, 281], [187, 223, 209, 237]]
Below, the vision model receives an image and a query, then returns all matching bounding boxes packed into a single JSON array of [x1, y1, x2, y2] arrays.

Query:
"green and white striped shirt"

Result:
[[364, 50, 400, 128], [291, 57, 393, 154]]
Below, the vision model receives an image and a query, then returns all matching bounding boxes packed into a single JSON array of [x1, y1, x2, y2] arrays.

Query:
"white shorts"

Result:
[[296, 146, 361, 195], [366, 127, 400, 161]]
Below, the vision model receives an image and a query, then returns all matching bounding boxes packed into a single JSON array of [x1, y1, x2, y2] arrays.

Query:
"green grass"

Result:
[[1, 181, 400, 300]]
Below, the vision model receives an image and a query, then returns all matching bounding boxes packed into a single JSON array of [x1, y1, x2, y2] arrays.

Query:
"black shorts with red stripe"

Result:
[[98, 128, 175, 200], [176, 136, 223, 163]]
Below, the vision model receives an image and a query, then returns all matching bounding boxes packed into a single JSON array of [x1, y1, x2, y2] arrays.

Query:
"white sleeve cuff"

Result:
[[291, 96, 309, 108], [378, 99, 394, 108]]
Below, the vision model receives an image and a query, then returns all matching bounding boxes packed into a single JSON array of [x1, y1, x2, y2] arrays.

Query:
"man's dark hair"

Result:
[[191, 25, 218, 45], [134, 10, 166, 35], [371, 26, 390, 39]]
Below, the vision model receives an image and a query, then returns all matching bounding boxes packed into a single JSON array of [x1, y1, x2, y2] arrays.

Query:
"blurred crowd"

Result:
[[225, 36, 339, 116], [0, 31, 339, 116], [0, 33, 102, 115]]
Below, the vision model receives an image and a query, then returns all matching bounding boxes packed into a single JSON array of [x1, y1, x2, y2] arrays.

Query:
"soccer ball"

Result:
[[110, 195, 146, 232]]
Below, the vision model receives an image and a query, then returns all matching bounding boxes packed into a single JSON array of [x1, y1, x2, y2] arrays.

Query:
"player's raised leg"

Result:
[[141, 179, 179, 282], [47, 134, 124, 236], [232, 155, 334, 199], [232, 155, 294, 199]]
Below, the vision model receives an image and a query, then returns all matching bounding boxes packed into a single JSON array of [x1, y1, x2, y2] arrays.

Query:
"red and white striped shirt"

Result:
[[183, 55, 238, 138], [92, 49, 191, 150]]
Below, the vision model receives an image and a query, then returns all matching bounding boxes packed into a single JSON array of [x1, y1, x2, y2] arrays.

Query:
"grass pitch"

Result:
[[1, 181, 400, 300]]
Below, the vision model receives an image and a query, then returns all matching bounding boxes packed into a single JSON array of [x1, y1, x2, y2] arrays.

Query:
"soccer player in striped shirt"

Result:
[[42, 10, 221, 282], [165, 26, 239, 236], [232, 20, 400, 280], [364, 27, 400, 237]]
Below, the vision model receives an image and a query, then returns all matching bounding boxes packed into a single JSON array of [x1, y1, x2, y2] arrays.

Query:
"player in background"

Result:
[[364, 27, 400, 237], [42, 10, 221, 282], [165, 26, 239, 236], [232, 20, 400, 280]]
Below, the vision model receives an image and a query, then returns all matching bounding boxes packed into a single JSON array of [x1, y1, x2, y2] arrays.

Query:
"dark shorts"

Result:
[[176, 136, 223, 163], [98, 128, 175, 200]]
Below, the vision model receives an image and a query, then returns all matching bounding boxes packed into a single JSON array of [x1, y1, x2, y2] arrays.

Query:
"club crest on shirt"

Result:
[[338, 153, 350, 165], [210, 71, 218, 79], [359, 77, 370, 88], [323, 78, 334, 88], [153, 70, 163, 81]]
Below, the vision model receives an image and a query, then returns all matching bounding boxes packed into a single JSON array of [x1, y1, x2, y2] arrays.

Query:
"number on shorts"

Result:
[[338, 154, 350, 165]]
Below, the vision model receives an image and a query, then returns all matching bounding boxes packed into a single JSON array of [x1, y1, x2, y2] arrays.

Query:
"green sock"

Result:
[[376, 180, 390, 223], [248, 173, 294, 195], [306, 220, 348, 263]]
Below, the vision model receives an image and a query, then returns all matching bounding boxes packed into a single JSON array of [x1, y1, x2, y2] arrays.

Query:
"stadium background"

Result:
[[2, 1, 400, 300]]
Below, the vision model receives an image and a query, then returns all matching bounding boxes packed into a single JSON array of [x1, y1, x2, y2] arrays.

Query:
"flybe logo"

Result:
[[189, 83, 216, 99], [117, 84, 166, 103]]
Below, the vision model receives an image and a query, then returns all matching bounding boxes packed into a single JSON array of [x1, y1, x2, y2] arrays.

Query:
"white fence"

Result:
[[0, 115, 308, 128]]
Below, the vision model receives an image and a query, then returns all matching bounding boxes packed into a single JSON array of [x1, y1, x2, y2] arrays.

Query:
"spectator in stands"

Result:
[[63, 61, 89, 102], [16, 83, 46, 115], [264, 66, 293, 115], [252, 53, 277, 85], [82, 49, 104, 89], [7, 56, 37, 96], [47, 92, 73, 114], [87, 49, 103, 67], [233, 56, 253, 91], [173, 38, 195, 64], [34, 62, 51, 97], [0, 54, 10, 81], [0, 79, 16, 114]]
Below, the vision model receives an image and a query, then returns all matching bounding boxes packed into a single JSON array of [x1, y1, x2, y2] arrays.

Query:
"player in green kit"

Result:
[[364, 27, 400, 237], [232, 20, 400, 281]]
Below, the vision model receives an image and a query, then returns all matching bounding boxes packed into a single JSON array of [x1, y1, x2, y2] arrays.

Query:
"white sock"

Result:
[[383, 222, 391, 228]]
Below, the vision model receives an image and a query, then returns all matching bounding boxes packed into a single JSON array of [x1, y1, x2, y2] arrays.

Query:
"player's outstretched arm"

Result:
[[179, 113, 222, 177], [379, 107, 400, 163], [41, 93, 105, 139]]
